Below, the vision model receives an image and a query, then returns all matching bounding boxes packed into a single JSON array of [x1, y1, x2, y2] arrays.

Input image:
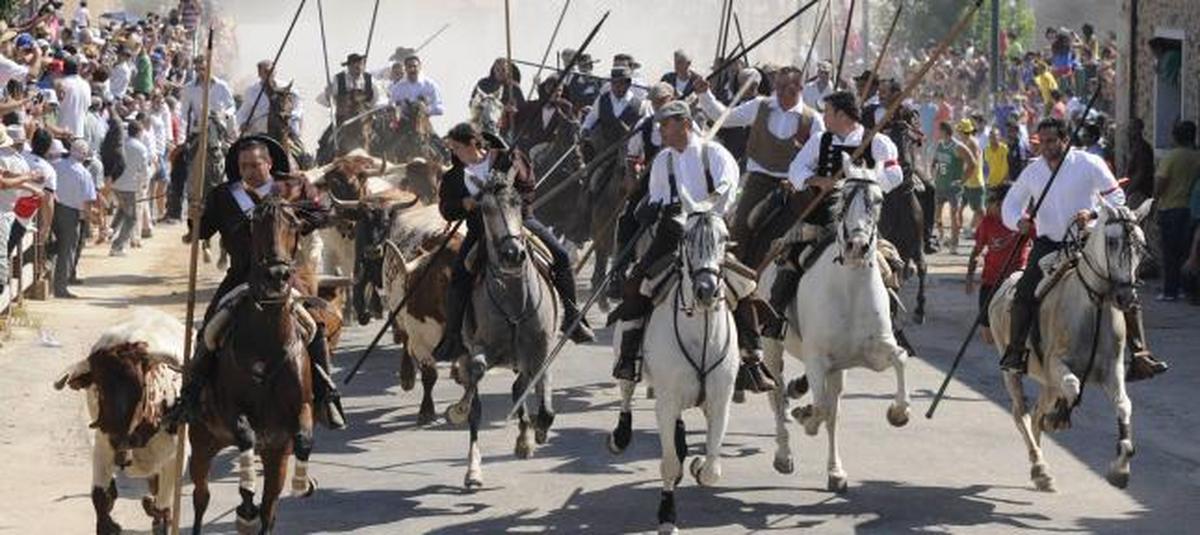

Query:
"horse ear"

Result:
[[1132, 197, 1154, 224], [284, 81, 295, 93]]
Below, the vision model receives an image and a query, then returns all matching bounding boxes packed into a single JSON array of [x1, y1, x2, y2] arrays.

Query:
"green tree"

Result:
[[881, 0, 1035, 53]]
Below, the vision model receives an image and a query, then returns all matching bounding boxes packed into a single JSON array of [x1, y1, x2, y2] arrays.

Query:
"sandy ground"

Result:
[[1, 220, 1197, 534]]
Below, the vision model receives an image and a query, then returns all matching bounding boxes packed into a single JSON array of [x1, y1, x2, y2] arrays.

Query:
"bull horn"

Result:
[[327, 193, 360, 210]]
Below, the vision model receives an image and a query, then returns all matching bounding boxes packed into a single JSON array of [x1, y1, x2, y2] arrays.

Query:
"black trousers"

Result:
[[1013, 237, 1064, 306], [51, 204, 83, 294]]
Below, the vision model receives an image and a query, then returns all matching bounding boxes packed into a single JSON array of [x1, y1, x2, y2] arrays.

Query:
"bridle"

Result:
[[1066, 210, 1143, 305], [677, 211, 725, 313], [672, 210, 731, 407], [251, 198, 303, 306], [835, 177, 881, 264]]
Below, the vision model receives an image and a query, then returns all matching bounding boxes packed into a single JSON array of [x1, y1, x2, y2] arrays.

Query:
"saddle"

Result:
[[202, 283, 319, 353], [635, 249, 758, 308], [1034, 250, 1079, 302]]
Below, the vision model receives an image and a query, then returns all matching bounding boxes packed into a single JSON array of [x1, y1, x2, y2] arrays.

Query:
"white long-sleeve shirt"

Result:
[[648, 133, 740, 216], [236, 80, 303, 135], [787, 124, 903, 193], [1002, 149, 1125, 242], [114, 137, 152, 192], [109, 60, 133, 99], [388, 76, 444, 116], [698, 93, 825, 178], [801, 80, 833, 111], [55, 74, 92, 138], [181, 77, 238, 132]]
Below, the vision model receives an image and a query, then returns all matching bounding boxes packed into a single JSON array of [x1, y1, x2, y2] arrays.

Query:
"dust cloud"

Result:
[[216, 0, 823, 147]]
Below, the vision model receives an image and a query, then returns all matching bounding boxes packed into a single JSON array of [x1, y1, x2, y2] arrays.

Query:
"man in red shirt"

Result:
[[966, 184, 1031, 343]]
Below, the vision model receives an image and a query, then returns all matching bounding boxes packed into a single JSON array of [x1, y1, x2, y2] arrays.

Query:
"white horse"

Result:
[[988, 200, 1151, 492], [763, 154, 912, 493], [469, 87, 505, 136], [610, 189, 739, 535]]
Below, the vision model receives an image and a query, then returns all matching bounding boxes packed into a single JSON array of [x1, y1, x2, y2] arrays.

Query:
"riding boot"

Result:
[[552, 263, 595, 344], [307, 324, 346, 430], [432, 277, 470, 362], [763, 267, 802, 339], [1124, 305, 1169, 382], [733, 302, 777, 393], [1001, 300, 1035, 373], [170, 341, 215, 428], [612, 320, 645, 382]]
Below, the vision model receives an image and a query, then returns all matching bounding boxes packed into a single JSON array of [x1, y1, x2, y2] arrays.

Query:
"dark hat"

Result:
[[853, 69, 873, 81], [225, 134, 291, 183], [446, 122, 481, 145], [389, 46, 416, 62], [610, 66, 632, 81], [342, 53, 365, 66]]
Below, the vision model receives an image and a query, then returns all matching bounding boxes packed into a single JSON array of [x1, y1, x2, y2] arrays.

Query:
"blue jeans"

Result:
[[1158, 208, 1193, 297]]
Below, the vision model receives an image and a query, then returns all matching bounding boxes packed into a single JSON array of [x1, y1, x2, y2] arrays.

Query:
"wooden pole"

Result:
[[858, 0, 903, 103], [317, 0, 338, 154], [168, 26, 215, 535], [531, 0, 571, 95], [363, 0, 382, 61], [833, 0, 856, 89], [800, 0, 830, 78]]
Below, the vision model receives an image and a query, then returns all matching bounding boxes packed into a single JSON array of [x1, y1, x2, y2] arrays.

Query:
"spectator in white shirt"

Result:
[[388, 55, 443, 117], [111, 121, 151, 255], [109, 49, 134, 99], [51, 139, 97, 298], [802, 61, 835, 112], [181, 54, 238, 135], [54, 56, 92, 138]]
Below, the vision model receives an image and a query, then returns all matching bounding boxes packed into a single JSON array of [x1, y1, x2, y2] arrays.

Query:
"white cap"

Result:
[[47, 138, 67, 156]]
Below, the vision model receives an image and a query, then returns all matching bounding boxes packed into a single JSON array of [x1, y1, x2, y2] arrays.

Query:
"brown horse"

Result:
[[188, 195, 320, 534], [265, 81, 314, 170], [371, 99, 448, 167]]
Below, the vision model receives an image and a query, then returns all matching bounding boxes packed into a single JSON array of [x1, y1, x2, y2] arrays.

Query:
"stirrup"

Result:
[[999, 347, 1027, 374]]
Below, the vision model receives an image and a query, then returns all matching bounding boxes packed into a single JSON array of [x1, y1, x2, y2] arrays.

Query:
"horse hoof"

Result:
[[535, 427, 549, 445], [1106, 469, 1130, 490], [298, 476, 318, 498], [827, 474, 848, 494], [731, 389, 746, 404], [399, 359, 416, 391], [235, 512, 261, 535], [445, 402, 469, 426], [689, 457, 707, 486], [416, 409, 437, 426], [606, 433, 626, 455], [786, 376, 809, 399], [658, 523, 679, 535], [887, 405, 910, 428], [97, 518, 122, 535], [151, 516, 167, 535], [773, 456, 794, 475], [464, 473, 483, 490], [515, 441, 534, 459], [1032, 464, 1056, 492], [913, 312, 926, 325]]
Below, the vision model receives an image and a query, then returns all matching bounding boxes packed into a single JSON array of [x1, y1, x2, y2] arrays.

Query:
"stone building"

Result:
[[1118, 0, 1200, 151]]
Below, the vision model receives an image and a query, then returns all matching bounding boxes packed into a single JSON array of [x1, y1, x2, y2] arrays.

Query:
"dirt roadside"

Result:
[[0, 223, 220, 532]]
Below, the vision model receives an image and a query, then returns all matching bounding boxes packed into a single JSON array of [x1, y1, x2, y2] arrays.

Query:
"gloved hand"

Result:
[[635, 200, 662, 227]]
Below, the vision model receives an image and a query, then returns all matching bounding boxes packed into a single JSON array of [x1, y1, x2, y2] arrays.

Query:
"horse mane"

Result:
[[685, 212, 723, 262]]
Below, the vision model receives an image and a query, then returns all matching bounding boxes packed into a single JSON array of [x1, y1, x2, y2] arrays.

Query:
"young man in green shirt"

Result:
[[1154, 120, 1200, 301], [932, 121, 975, 254]]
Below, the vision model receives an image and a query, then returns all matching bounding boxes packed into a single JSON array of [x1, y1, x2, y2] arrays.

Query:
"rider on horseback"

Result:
[[433, 122, 595, 362], [999, 117, 1169, 381], [175, 135, 347, 429], [764, 91, 905, 338], [610, 101, 758, 386]]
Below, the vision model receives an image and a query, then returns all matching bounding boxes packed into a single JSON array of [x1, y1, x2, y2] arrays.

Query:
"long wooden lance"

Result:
[[240, 0, 307, 135], [833, 0, 856, 89], [800, 0, 830, 78], [363, 0, 382, 61], [926, 84, 1103, 419], [169, 27, 215, 535], [530, 0, 571, 95], [857, 0, 903, 103], [317, 0, 338, 154], [510, 77, 759, 421], [414, 23, 452, 53], [533, 0, 823, 212]]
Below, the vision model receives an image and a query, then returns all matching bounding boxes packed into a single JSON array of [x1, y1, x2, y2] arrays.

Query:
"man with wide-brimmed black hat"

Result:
[[173, 134, 346, 429], [432, 122, 595, 363]]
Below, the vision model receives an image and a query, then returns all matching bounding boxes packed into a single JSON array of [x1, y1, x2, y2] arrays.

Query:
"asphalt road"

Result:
[[185, 251, 1199, 534]]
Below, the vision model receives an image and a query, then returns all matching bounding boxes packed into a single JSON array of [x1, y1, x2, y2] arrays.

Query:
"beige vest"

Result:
[[745, 99, 814, 175]]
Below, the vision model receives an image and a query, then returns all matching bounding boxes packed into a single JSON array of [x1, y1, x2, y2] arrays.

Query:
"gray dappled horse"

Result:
[[988, 201, 1152, 492], [442, 174, 559, 490]]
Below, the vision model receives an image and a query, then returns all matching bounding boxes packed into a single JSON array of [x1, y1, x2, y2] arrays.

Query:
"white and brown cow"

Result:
[[54, 309, 185, 535]]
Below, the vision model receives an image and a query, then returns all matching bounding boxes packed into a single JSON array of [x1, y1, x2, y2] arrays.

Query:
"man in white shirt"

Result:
[[999, 117, 1167, 380], [0, 36, 43, 88], [695, 65, 825, 272], [181, 54, 238, 136], [581, 66, 650, 145], [388, 55, 443, 117], [237, 59, 303, 135], [801, 61, 834, 112], [111, 121, 152, 255], [109, 49, 134, 99], [55, 57, 92, 140], [51, 140, 97, 298]]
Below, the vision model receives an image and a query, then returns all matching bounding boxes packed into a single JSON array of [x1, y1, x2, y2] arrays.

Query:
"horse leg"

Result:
[[90, 432, 121, 535], [607, 379, 637, 454], [234, 448, 260, 535], [292, 403, 318, 498], [399, 348, 417, 392], [148, 450, 179, 535], [446, 354, 485, 425], [655, 400, 685, 535], [690, 373, 733, 487], [914, 258, 928, 324], [794, 359, 828, 437], [533, 368, 555, 445], [1102, 368, 1135, 489], [417, 360, 438, 426], [824, 370, 848, 494], [1044, 358, 1080, 432], [1003, 371, 1054, 492], [461, 354, 487, 489], [764, 338, 794, 474], [188, 428, 220, 535], [591, 248, 610, 312], [257, 447, 290, 535], [886, 346, 911, 427], [512, 374, 535, 459]]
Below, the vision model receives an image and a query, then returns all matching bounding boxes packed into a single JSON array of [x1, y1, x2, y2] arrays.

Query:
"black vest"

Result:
[[639, 118, 663, 164], [597, 92, 643, 140], [816, 131, 876, 178]]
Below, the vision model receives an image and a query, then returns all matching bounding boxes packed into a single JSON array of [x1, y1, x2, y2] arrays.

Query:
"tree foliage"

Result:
[[879, 0, 1036, 53]]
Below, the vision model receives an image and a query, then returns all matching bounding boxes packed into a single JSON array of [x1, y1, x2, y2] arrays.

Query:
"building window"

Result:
[[1151, 34, 1184, 149]]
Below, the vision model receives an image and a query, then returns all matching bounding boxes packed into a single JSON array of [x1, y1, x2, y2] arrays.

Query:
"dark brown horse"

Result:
[[266, 81, 314, 170], [188, 195, 320, 534], [371, 99, 448, 166]]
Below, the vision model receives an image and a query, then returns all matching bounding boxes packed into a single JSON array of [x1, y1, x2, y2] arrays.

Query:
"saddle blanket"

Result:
[[203, 284, 319, 352]]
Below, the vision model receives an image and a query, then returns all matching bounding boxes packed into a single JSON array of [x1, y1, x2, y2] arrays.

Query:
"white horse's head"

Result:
[[1080, 199, 1152, 311], [832, 153, 884, 266], [677, 185, 730, 310], [470, 88, 505, 136], [478, 170, 527, 273]]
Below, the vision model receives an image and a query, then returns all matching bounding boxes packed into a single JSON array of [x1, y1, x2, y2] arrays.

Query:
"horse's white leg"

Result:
[[608, 379, 637, 454], [655, 398, 684, 535], [463, 355, 487, 489], [1003, 371, 1054, 491], [795, 358, 828, 436], [886, 346, 911, 427], [825, 370, 848, 493], [691, 375, 733, 487], [764, 337, 793, 474], [1102, 367, 1134, 489], [1046, 356, 1080, 432], [514, 374, 535, 459]]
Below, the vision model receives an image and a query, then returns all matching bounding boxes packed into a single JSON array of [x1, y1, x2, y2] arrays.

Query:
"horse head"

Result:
[[678, 185, 729, 310], [1082, 199, 1152, 311], [470, 88, 504, 136], [833, 153, 884, 266], [266, 80, 298, 140], [478, 171, 527, 273], [250, 194, 305, 303]]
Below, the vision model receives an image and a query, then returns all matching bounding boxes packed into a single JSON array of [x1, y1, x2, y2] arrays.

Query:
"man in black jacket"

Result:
[[174, 135, 346, 429], [433, 122, 594, 362]]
